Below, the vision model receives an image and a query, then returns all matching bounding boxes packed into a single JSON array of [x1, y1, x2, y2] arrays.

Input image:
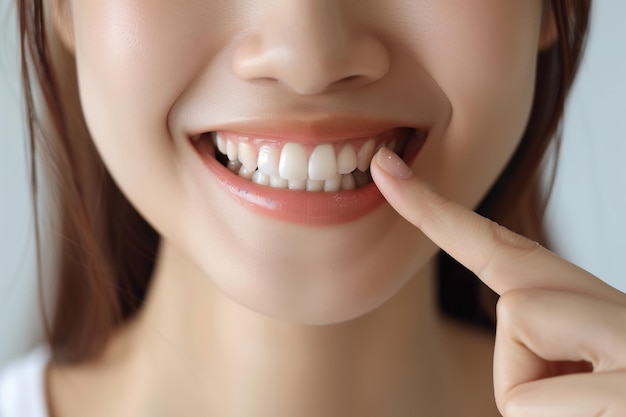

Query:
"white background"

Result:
[[1, 1, 625, 366]]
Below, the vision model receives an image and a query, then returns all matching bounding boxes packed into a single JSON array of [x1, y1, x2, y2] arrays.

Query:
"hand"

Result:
[[371, 147, 626, 417]]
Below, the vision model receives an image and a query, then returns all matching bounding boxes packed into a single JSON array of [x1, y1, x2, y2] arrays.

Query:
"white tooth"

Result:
[[252, 170, 270, 186], [357, 139, 376, 172], [341, 174, 356, 191], [227, 140, 238, 161], [227, 160, 242, 173], [238, 142, 258, 171], [279, 143, 308, 181], [238, 166, 255, 180], [216, 133, 228, 155], [336, 145, 358, 174], [257, 145, 280, 176], [306, 179, 325, 192], [211, 132, 218, 146], [288, 179, 307, 190], [323, 173, 342, 192], [270, 176, 288, 189], [308, 144, 337, 181]]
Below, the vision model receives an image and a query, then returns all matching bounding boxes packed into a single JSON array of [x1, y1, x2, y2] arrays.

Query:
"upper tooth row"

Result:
[[214, 133, 392, 182]]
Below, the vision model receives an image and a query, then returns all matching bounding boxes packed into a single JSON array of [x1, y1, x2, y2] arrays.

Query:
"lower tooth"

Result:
[[228, 160, 242, 173], [238, 166, 255, 180], [252, 171, 270, 186], [341, 174, 356, 191], [288, 179, 307, 191], [270, 176, 288, 189], [306, 179, 325, 192], [323, 174, 342, 192]]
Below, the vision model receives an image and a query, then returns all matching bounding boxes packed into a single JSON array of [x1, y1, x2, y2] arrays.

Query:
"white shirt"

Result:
[[0, 346, 50, 417]]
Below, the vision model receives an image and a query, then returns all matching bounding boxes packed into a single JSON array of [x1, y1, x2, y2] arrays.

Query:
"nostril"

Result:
[[335, 75, 363, 87], [341, 75, 361, 83], [231, 24, 390, 95]]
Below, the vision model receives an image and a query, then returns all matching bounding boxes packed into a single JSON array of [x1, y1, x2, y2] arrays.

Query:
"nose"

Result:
[[232, 1, 390, 95]]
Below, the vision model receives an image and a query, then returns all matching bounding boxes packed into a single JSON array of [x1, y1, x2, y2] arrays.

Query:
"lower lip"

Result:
[[192, 131, 423, 226]]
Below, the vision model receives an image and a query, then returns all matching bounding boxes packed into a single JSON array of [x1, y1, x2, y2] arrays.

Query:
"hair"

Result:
[[17, 0, 591, 363]]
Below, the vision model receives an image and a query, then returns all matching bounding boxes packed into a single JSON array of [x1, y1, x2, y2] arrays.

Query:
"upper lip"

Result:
[[187, 115, 429, 145]]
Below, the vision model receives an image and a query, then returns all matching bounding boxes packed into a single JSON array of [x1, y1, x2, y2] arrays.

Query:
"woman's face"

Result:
[[59, 0, 548, 323]]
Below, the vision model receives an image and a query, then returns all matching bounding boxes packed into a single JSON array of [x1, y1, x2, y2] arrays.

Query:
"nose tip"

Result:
[[231, 6, 390, 95]]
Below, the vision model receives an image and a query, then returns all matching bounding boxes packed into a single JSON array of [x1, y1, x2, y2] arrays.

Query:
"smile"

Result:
[[193, 128, 413, 192], [190, 126, 426, 225]]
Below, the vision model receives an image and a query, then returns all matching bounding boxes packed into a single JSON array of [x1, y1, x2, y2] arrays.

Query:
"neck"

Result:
[[127, 240, 444, 416]]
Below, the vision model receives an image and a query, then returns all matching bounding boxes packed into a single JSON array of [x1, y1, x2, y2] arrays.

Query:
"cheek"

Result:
[[394, 0, 543, 206], [69, 1, 235, 230]]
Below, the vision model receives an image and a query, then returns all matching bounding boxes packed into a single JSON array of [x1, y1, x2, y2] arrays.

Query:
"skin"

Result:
[[45, 0, 626, 416], [370, 150, 626, 416]]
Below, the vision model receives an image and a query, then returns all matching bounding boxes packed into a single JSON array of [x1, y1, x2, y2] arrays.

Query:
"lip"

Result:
[[187, 116, 429, 145], [189, 122, 427, 226]]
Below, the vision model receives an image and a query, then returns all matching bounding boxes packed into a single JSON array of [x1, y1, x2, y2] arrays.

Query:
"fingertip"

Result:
[[371, 147, 427, 225], [372, 147, 413, 179]]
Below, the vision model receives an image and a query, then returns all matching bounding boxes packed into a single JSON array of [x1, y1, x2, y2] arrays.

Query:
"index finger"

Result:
[[370, 148, 621, 302]]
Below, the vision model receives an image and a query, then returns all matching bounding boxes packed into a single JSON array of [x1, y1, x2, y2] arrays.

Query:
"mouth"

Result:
[[191, 127, 423, 192], [189, 126, 426, 225]]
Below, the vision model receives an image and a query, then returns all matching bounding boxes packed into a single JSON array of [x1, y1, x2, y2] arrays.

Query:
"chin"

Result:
[[177, 198, 438, 325]]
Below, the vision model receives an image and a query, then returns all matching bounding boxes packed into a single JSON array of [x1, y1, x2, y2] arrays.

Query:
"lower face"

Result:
[[64, 0, 545, 323]]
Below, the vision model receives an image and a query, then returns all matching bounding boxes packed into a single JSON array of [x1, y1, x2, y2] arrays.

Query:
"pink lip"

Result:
[[190, 126, 425, 226], [188, 116, 429, 145]]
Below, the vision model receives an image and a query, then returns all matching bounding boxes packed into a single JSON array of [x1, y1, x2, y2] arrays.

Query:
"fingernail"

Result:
[[375, 147, 413, 179]]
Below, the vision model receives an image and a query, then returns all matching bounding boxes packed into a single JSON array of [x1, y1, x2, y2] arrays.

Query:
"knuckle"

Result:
[[480, 221, 543, 279], [419, 185, 456, 230], [496, 289, 537, 327], [488, 220, 541, 253], [423, 186, 451, 213], [497, 386, 528, 417]]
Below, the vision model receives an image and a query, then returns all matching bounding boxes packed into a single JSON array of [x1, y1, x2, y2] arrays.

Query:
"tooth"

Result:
[[323, 173, 342, 192], [279, 143, 308, 181], [308, 144, 337, 181], [341, 174, 356, 191], [211, 132, 218, 146], [353, 170, 371, 188], [306, 179, 325, 192], [270, 176, 288, 189], [252, 170, 270, 186], [288, 179, 307, 190], [238, 142, 258, 171], [227, 160, 242, 173], [336, 145, 358, 174], [357, 139, 376, 172], [257, 145, 280, 176], [227, 140, 238, 161], [238, 166, 255, 180], [216, 133, 228, 155]]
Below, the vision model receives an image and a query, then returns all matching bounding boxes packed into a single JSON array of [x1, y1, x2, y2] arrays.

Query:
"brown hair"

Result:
[[17, 0, 591, 362]]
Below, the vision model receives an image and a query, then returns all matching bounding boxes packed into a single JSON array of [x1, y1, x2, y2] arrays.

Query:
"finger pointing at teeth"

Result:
[[371, 147, 626, 416], [369, 147, 620, 303]]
